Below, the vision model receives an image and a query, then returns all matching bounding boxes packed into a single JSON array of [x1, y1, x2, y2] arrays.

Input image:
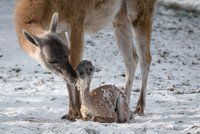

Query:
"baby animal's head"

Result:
[[76, 60, 95, 84]]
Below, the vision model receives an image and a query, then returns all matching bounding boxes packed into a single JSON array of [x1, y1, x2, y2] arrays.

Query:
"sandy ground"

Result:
[[0, 1, 200, 134]]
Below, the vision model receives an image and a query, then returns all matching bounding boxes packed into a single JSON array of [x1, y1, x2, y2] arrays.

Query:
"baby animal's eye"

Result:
[[89, 68, 94, 72]]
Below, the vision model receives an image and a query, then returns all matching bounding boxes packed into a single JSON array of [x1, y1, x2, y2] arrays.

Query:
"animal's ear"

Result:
[[22, 29, 42, 47], [49, 12, 58, 33], [74, 71, 80, 88]]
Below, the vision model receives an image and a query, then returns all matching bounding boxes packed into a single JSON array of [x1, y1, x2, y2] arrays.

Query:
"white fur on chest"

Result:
[[84, 0, 122, 33]]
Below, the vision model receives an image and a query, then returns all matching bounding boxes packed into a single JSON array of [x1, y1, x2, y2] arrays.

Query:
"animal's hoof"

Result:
[[61, 109, 76, 121], [61, 109, 82, 121], [76, 114, 83, 119], [61, 114, 76, 121], [134, 105, 144, 116]]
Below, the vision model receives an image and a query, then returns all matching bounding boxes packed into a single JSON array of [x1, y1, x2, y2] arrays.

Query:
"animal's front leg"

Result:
[[62, 24, 84, 120], [113, 1, 138, 104], [58, 32, 81, 121], [62, 84, 82, 121]]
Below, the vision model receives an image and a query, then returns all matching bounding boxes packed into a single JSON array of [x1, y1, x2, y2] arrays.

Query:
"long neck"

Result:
[[79, 79, 92, 107]]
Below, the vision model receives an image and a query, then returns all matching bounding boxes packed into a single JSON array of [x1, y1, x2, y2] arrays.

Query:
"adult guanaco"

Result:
[[14, 0, 156, 120]]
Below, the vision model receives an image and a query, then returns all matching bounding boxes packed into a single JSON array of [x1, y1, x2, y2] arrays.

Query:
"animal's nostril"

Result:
[[71, 70, 77, 78]]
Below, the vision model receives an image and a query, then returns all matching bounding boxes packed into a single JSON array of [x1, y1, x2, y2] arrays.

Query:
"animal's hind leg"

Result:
[[127, 0, 156, 115], [113, 1, 138, 104]]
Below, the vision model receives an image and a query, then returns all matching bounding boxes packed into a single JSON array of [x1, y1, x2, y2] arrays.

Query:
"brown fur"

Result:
[[14, 0, 157, 120]]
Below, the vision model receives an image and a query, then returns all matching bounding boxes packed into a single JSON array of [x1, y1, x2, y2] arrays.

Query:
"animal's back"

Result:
[[15, 0, 122, 33], [84, 0, 122, 33], [90, 85, 123, 116]]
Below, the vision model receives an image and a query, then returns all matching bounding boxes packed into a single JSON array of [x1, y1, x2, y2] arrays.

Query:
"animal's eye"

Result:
[[47, 59, 58, 64], [89, 68, 94, 72]]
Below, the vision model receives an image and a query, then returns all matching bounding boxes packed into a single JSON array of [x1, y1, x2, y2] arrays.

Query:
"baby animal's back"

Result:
[[90, 85, 123, 117]]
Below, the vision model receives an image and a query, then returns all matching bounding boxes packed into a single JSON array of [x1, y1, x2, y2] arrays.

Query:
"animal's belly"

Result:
[[84, 0, 121, 33]]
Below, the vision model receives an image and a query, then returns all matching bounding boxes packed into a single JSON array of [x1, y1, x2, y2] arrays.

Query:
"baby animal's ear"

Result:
[[74, 75, 80, 90], [76, 71, 80, 77]]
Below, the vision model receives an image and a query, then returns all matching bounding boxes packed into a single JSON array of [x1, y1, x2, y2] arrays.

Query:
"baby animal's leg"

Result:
[[81, 108, 92, 121], [117, 94, 131, 123], [92, 115, 117, 123], [83, 115, 92, 121]]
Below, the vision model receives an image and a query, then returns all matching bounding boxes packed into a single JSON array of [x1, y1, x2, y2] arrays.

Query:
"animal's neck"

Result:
[[79, 79, 92, 107]]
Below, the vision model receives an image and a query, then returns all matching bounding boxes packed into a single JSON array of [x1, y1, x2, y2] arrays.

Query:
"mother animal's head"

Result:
[[22, 13, 77, 84]]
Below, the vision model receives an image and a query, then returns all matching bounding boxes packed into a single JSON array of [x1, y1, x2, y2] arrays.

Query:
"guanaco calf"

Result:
[[14, 0, 156, 120], [76, 60, 130, 123]]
